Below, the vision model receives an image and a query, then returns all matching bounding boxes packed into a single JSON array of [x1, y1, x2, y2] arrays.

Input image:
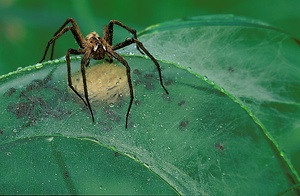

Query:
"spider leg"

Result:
[[66, 48, 95, 122], [113, 38, 169, 95], [80, 50, 95, 122], [106, 49, 134, 128], [40, 18, 85, 62], [103, 20, 144, 55]]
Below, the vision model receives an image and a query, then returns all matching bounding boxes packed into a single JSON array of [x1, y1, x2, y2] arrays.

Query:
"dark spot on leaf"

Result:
[[228, 66, 234, 73], [133, 68, 171, 95], [64, 171, 69, 178], [114, 95, 126, 108], [4, 88, 16, 96], [178, 100, 186, 106], [144, 82, 155, 91], [134, 99, 141, 106], [215, 143, 224, 152], [99, 121, 113, 132], [133, 74, 155, 91], [19, 91, 26, 98], [144, 73, 154, 79], [114, 152, 120, 157], [43, 75, 52, 84], [0, 129, 3, 135], [6, 78, 72, 126], [134, 79, 142, 86], [164, 78, 174, 86], [133, 69, 141, 75], [162, 93, 171, 101], [26, 79, 44, 91], [102, 106, 120, 122], [7, 102, 34, 118], [179, 120, 189, 129]]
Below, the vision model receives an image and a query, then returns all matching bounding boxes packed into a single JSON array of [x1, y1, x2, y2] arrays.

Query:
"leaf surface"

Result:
[[1, 15, 300, 195]]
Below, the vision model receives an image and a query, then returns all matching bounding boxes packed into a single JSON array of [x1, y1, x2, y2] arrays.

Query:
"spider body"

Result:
[[39, 18, 168, 128], [86, 32, 107, 59]]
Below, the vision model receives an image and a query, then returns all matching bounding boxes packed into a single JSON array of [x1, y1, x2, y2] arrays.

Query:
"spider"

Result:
[[39, 18, 169, 128]]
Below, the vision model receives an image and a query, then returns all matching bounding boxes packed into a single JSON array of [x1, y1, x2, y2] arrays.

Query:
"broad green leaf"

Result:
[[1, 15, 300, 195]]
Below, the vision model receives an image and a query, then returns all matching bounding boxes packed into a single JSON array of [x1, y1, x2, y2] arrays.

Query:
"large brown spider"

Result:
[[39, 18, 168, 128]]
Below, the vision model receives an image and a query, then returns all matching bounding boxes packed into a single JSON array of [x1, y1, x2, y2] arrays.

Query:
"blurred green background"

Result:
[[0, 0, 300, 76]]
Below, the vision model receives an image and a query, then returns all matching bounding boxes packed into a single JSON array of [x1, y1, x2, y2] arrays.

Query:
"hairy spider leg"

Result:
[[39, 18, 95, 121], [113, 38, 169, 95], [39, 18, 85, 62], [104, 20, 144, 55], [66, 48, 95, 122], [105, 47, 134, 128], [79, 49, 95, 122]]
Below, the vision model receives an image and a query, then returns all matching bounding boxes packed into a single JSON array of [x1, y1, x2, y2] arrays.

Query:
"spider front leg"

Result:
[[66, 48, 95, 122], [39, 18, 85, 62], [103, 20, 144, 55]]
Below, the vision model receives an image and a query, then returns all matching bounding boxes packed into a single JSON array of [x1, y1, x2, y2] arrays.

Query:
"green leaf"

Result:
[[1, 15, 300, 195]]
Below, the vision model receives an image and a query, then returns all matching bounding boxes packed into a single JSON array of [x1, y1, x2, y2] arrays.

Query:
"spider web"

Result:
[[134, 21, 300, 194]]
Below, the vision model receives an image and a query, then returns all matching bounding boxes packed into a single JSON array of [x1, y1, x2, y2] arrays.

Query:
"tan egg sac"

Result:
[[71, 63, 130, 103]]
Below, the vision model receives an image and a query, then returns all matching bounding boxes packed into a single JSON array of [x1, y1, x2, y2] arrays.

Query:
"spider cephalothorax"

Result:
[[39, 18, 168, 128], [85, 32, 107, 60]]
